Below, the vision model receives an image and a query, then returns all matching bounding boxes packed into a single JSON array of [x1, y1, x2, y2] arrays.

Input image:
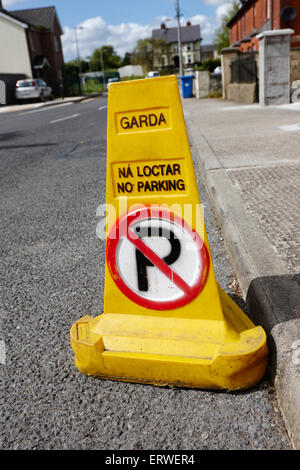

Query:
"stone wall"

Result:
[[194, 70, 222, 98], [227, 83, 257, 104], [221, 48, 258, 104]]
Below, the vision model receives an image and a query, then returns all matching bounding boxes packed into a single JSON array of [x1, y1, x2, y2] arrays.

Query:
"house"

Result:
[[227, 0, 300, 52], [118, 65, 143, 78], [8, 6, 64, 95], [0, 2, 32, 104], [152, 22, 201, 69], [200, 44, 219, 62]]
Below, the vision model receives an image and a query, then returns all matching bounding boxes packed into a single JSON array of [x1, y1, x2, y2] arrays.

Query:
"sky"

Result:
[[3, 0, 236, 61]]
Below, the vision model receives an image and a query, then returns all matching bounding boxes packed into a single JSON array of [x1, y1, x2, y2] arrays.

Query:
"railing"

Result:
[[230, 52, 258, 84]]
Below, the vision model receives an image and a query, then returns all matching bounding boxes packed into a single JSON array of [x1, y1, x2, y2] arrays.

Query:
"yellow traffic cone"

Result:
[[70, 76, 268, 390]]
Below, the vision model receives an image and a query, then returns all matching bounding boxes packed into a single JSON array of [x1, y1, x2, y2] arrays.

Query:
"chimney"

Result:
[[161, 23, 166, 30], [186, 21, 191, 27]]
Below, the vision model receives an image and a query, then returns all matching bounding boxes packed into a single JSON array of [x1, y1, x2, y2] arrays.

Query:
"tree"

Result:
[[131, 38, 169, 71], [64, 59, 89, 73], [213, 1, 240, 54], [122, 52, 132, 67], [91, 45, 122, 71]]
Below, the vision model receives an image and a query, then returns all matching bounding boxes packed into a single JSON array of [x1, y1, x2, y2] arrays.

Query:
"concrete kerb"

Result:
[[0, 92, 104, 113], [184, 109, 300, 450], [42, 92, 104, 107]]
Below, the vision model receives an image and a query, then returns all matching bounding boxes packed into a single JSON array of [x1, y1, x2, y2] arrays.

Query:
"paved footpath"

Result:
[[183, 98, 300, 449]]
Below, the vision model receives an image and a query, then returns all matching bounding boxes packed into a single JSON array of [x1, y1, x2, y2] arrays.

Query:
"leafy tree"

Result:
[[91, 45, 122, 71], [213, 1, 240, 54], [131, 38, 169, 71], [122, 52, 132, 66], [197, 58, 221, 73], [64, 59, 89, 73]]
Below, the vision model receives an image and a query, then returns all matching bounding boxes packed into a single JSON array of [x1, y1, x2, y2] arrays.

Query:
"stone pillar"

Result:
[[221, 47, 239, 99], [257, 29, 294, 106], [194, 70, 210, 98]]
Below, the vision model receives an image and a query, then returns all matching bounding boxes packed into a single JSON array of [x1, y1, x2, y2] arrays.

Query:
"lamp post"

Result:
[[86, 56, 92, 73], [74, 25, 84, 95], [100, 48, 105, 90], [175, 0, 183, 77]]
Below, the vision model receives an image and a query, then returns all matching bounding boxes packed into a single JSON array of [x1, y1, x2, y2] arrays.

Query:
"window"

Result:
[[54, 35, 60, 52], [29, 32, 35, 52], [173, 43, 178, 53]]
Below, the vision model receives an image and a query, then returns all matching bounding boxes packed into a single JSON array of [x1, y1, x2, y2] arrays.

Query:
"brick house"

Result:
[[8, 6, 64, 95], [152, 22, 202, 69], [227, 0, 300, 52]]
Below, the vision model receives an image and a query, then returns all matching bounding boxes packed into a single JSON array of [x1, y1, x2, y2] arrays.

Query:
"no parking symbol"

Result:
[[107, 207, 209, 310]]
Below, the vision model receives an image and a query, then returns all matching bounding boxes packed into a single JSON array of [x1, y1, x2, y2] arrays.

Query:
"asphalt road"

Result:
[[0, 97, 291, 450]]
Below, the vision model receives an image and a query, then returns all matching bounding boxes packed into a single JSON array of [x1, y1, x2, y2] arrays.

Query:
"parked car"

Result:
[[106, 77, 120, 90], [16, 79, 53, 103], [212, 66, 222, 76], [146, 71, 160, 78]]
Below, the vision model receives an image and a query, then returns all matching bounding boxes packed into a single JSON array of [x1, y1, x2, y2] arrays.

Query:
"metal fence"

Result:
[[230, 52, 258, 84]]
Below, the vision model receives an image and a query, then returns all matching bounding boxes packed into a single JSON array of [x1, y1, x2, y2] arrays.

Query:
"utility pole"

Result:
[[175, 0, 183, 77], [74, 26, 84, 95], [100, 48, 105, 90]]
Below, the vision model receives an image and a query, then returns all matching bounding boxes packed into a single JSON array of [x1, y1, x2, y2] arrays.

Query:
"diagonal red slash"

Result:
[[127, 227, 194, 296]]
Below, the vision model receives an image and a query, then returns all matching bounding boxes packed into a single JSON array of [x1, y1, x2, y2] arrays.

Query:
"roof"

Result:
[[0, 10, 28, 29], [201, 44, 216, 53], [152, 24, 201, 44], [9, 6, 63, 34]]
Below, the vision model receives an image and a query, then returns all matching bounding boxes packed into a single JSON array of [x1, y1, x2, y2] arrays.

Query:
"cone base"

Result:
[[70, 288, 268, 391]]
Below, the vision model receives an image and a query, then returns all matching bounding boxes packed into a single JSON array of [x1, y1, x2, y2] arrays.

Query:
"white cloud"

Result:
[[204, 0, 234, 5], [62, 14, 216, 62], [2, 0, 24, 6], [189, 14, 216, 44], [62, 16, 152, 62], [216, 3, 235, 23]]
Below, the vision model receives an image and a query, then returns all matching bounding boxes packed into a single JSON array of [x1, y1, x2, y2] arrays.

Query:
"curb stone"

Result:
[[0, 93, 104, 113], [184, 107, 300, 450]]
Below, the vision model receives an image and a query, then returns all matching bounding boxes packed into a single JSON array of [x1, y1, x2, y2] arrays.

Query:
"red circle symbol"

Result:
[[106, 207, 209, 310]]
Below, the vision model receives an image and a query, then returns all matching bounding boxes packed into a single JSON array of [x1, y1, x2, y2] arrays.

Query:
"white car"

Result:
[[16, 78, 53, 103], [212, 66, 222, 76], [106, 77, 120, 90], [146, 71, 160, 78]]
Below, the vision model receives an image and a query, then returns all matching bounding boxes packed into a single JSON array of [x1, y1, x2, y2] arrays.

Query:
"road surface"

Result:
[[0, 97, 291, 450]]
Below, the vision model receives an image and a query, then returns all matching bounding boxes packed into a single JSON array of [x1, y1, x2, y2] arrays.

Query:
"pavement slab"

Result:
[[183, 97, 300, 449]]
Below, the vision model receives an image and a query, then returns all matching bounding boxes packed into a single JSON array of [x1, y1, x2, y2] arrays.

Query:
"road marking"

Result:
[[50, 113, 80, 124], [20, 102, 73, 115], [98, 105, 107, 111], [279, 123, 300, 132]]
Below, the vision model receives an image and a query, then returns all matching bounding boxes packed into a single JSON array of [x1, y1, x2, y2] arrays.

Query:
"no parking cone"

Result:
[[70, 76, 268, 390]]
